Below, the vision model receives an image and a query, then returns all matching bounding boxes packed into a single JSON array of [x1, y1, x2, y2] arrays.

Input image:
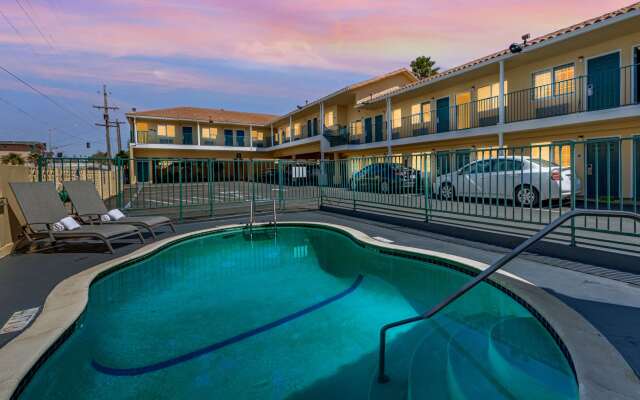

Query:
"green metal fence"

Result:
[[36, 136, 639, 253], [37, 158, 320, 220], [321, 137, 639, 253]]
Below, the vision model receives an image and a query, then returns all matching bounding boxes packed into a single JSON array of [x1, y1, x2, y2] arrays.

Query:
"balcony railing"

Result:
[[505, 64, 638, 123], [135, 66, 638, 150]]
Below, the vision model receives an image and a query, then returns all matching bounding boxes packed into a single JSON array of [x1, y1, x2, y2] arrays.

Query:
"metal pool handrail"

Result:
[[376, 209, 640, 383]]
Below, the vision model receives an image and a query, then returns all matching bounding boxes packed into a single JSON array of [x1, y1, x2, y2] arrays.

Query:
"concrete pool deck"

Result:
[[0, 210, 639, 396]]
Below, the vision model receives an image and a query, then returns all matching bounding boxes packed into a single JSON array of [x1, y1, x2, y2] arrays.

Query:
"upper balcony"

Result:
[[333, 64, 639, 147], [136, 127, 269, 148]]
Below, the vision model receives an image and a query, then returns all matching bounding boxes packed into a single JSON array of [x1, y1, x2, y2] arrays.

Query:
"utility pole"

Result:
[[113, 119, 124, 154], [93, 84, 118, 158]]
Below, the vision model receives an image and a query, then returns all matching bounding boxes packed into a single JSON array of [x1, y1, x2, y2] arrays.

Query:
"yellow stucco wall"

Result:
[[0, 166, 32, 258]]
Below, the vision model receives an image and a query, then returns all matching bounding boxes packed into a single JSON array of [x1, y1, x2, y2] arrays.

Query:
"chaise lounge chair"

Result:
[[9, 182, 144, 253], [63, 180, 175, 239]]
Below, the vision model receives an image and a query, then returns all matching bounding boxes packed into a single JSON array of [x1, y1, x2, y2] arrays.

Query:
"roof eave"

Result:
[[360, 6, 640, 106]]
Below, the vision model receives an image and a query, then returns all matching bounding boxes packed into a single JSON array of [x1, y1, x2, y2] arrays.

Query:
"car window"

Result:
[[533, 159, 560, 168]]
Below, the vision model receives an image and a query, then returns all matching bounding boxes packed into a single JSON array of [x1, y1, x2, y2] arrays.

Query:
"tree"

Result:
[[1, 153, 25, 165], [27, 152, 41, 166], [115, 150, 129, 159], [410, 56, 440, 79]]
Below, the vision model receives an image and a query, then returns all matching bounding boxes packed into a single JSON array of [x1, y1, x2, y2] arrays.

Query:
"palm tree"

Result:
[[27, 152, 41, 166], [1, 153, 25, 165], [410, 56, 440, 79]]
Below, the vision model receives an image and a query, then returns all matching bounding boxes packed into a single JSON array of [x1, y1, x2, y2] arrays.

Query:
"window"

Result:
[[135, 121, 149, 131], [157, 124, 175, 137], [324, 111, 334, 127], [478, 81, 508, 110], [351, 120, 363, 136], [456, 91, 471, 130], [533, 63, 575, 99], [411, 104, 421, 124], [201, 127, 217, 139], [392, 108, 402, 128], [294, 123, 301, 136], [531, 141, 572, 167], [421, 102, 431, 122], [553, 64, 575, 95]]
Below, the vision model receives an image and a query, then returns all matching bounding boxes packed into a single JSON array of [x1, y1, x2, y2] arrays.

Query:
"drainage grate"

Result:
[[0, 307, 40, 334]]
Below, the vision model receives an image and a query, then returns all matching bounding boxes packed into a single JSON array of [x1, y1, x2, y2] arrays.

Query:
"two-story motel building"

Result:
[[127, 2, 640, 194]]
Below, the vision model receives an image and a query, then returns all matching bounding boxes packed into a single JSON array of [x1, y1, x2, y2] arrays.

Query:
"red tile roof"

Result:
[[126, 107, 279, 126], [360, 1, 640, 104]]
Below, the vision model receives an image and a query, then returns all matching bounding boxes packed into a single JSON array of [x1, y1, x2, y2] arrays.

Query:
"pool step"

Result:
[[487, 317, 577, 400], [408, 316, 576, 400]]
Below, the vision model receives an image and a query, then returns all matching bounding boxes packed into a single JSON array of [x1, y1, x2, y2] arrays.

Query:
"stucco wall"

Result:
[[0, 166, 32, 258]]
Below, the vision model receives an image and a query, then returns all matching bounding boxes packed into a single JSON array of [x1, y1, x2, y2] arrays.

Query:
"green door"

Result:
[[436, 97, 450, 133], [586, 139, 620, 202], [587, 52, 620, 111], [374, 115, 383, 142], [364, 117, 372, 143]]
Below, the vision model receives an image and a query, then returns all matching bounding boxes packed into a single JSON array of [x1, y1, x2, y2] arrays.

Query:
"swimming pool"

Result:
[[17, 225, 577, 399]]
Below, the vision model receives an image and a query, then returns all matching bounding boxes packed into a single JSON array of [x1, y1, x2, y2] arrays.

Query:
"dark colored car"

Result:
[[350, 163, 422, 193]]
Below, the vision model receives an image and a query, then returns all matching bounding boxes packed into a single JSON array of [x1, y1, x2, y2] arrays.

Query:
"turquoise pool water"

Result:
[[19, 226, 578, 399]]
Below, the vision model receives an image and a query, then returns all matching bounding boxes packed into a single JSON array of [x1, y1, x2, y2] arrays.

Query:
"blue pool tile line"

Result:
[[91, 274, 365, 376]]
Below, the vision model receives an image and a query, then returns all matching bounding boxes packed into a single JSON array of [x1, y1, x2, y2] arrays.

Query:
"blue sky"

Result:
[[0, 0, 632, 156]]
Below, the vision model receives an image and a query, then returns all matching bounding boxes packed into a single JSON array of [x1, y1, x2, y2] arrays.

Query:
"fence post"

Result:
[[278, 160, 283, 210], [352, 159, 357, 211], [208, 159, 214, 218], [37, 156, 43, 182], [319, 160, 324, 209], [570, 142, 576, 247], [424, 154, 429, 223], [116, 158, 123, 209], [179, 159, 184, 221]]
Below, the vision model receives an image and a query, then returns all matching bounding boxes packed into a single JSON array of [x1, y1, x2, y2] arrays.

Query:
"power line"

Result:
[[0, 63, 95, 129], [0, 9, 38, 55], [0, 95, 100, 145], [14, 0, 53, 49]]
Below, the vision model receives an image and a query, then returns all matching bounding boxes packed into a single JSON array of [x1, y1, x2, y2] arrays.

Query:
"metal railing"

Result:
[[36, 137, 639, 250], [376, 209, 640, 383], [505, 64, 638, 124]]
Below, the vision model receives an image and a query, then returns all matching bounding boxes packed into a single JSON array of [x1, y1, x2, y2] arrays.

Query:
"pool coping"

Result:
[[0, 222, 637, 399]]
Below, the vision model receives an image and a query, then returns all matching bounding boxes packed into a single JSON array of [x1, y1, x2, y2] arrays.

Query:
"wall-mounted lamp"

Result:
[[578, 56, 584, 63]]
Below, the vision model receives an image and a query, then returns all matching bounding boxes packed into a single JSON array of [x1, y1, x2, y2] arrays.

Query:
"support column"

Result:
[[197, 122, 201, 146], [319, 102, 325, 135], [289, 116, 293, 142], [270, 124, 274, 147], [499, 60, 505, 125], [133, 117, 138, 144], [386, 97, 392, 156], [249, 125, 253, 147]]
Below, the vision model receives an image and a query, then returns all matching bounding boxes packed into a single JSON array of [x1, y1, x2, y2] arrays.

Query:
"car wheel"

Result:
[[440, 183, 455, 200], [515, 185, 539, 207]]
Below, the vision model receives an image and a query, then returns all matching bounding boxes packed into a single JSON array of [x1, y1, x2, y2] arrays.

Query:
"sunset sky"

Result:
[[0, 0, 633, 155]]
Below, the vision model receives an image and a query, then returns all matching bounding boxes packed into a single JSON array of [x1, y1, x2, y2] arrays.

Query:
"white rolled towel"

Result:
[[59, 216, 80, 231], [107, 209, 126, 221]]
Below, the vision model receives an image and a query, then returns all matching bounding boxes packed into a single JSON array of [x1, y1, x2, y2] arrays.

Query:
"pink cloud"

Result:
[[0, 0, 634, 75]]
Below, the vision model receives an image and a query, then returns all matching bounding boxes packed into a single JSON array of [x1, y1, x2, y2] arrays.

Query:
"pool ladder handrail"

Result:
[[376, 209, 640, 384], [245, 198, 278, 234]]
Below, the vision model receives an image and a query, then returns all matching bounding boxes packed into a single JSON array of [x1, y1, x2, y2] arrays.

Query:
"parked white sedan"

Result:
[[433, 156, 580, 206]]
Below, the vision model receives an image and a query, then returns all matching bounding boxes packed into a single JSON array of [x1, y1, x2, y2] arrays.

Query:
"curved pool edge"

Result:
[[0, 222, 637, 400]]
